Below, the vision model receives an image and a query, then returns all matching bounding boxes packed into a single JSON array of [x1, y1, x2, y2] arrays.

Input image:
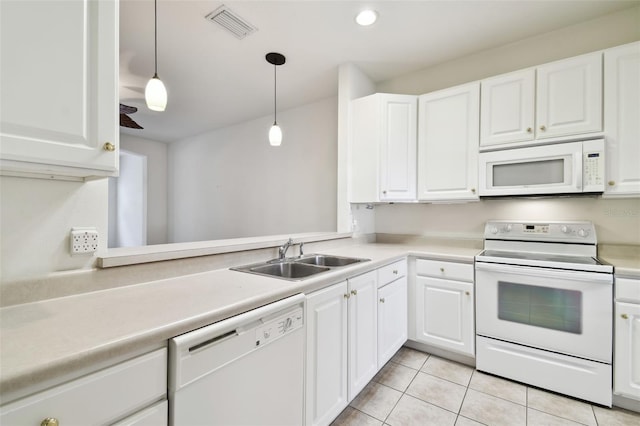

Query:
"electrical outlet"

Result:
[[70, 227, 99, 255]]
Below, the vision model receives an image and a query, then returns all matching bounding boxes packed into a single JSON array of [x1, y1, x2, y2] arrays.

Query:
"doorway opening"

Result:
[[108, 150, 148, 248]]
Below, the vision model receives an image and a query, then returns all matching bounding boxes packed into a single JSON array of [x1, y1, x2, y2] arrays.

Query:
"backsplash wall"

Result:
[[374, 197, 640, 245]]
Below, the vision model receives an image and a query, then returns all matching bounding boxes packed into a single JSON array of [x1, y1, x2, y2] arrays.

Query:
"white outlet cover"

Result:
[[70, 227, 99, 256]]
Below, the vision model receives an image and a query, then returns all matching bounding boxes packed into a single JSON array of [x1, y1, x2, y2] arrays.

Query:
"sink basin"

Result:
[[232, 261, 330, 281], [231, 254, 369, 281], [295, 254, 369, 267]]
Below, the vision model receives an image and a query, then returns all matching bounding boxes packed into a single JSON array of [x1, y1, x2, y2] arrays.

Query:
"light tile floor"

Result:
[[331, 347, 640, 426]]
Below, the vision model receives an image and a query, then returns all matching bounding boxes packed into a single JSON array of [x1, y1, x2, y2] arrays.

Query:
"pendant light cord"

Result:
[[154, 0, 158, 77], [273, 64, 277, 123]]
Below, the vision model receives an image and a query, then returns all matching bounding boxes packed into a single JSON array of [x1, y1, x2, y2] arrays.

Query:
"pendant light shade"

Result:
[[266, 52, 285, 146], [145, 74, 167, 111], [145, 0, 167, 112], [269, 123, 282, 146]]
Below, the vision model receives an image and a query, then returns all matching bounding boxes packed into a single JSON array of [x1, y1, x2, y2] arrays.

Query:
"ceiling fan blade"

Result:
[[120, 113, 144, 129], [119, 103, 138, 115]]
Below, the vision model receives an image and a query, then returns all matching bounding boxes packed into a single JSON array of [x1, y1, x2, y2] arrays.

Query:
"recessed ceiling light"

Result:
[[355, 10, 378, 26]]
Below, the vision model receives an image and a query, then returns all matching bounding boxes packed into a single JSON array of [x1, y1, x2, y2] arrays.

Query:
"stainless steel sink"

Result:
[[249, 262, 330, 279], [295, 254, 369, 267], [231, 254, 369, 281]]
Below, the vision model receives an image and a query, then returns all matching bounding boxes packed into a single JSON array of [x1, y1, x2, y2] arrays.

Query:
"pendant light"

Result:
[[145, 0, 167, 111], [266, 52, 285, 146]]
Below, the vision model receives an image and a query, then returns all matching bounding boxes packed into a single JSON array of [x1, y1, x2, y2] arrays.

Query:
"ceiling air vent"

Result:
[[205, 5, 257, 40]]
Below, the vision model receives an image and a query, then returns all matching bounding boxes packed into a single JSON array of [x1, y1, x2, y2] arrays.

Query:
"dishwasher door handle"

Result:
[[188, 329, 237, 353]]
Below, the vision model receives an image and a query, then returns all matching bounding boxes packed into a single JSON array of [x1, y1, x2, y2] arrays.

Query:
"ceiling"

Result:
[[119, 0, 637, 143]]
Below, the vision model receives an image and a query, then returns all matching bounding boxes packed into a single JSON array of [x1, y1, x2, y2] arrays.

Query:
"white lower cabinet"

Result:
[[112, 400, 168, 426], [347, 271, 379, 399], [614, 277, 640, 401], [377, 261, 408, 369], [0, 348, 167, 426], [307, 263, 412, 426], [415, 259, 475, 356], [305, 281, 349, 426]]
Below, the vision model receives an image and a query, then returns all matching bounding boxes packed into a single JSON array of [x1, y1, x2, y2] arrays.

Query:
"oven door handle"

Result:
[[475, 262, 612, 284]]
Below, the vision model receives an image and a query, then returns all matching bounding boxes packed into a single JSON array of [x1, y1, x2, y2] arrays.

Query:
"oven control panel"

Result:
[[523, 224, 549, 234], [485, 221, 596, 244]]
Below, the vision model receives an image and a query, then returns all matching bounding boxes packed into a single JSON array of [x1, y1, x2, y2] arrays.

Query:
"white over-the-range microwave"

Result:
[[478, 139, 605, 197]]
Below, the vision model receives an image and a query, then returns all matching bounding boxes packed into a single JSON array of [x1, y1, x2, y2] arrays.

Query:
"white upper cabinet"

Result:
[[536, 52, 603, 140], [604, 41, 640, 197], [350, 94, 417, 202], [480, 69, 535, 147], [417, 82, 480, 201], [0, 0, 118, 180], [480, 52, 602, 148]]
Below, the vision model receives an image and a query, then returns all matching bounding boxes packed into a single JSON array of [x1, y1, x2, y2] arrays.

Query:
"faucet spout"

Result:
[[278, 238, 294, 260]]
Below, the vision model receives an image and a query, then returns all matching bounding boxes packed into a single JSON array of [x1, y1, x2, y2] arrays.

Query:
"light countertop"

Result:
[[0, 242, 479, 403], [2, 240, 638, 404], [599, 244, 640, 278]]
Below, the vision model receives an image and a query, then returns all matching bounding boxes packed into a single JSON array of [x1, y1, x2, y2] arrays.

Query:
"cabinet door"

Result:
[[348, 271, 378, 400], [0, 0, 118, 179], [418, 83, 479, 201], [305, 281, 349, 426], [536, 52, 602, 139], [378, 277, 408, 369], [480, 69, 535, 147], [614, 301, 640, 401], [350, 94, 417, 202], [379, 95, 417, 201], [604, 41, 640, 197], [415, 276, 474, 356]]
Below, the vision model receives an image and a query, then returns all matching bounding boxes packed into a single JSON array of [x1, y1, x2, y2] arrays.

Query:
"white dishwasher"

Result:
[[169, 294, 305, 426]]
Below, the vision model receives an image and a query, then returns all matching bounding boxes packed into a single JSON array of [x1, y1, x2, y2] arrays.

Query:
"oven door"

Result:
[[475, 262, 612, 363]]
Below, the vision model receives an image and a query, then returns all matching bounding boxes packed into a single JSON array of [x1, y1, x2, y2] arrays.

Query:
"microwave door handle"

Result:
[[574, 152, 583, 190]]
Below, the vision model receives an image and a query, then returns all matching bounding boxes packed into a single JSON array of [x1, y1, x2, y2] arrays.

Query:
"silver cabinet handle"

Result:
[[380, 298, 385, 303]]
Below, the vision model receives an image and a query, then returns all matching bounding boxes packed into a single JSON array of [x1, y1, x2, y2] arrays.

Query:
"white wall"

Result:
[[375, 198, 640, 245], [377, 6, 640, 95], [168, 97, 338, 243], [119, 134, 168, 245], [0, 177, 108, 282]]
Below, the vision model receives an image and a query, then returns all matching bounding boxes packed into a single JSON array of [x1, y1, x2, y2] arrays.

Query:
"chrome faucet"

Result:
[[278, 238, 294, 260]]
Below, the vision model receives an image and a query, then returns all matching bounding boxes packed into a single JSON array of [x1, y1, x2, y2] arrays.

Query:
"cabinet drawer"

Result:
[[112, 400, 168, 426], [378, 260, 407, 287], [416, 259, 473, 282], [0, 348, 167, 426], [616, 277, 640, 304]]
